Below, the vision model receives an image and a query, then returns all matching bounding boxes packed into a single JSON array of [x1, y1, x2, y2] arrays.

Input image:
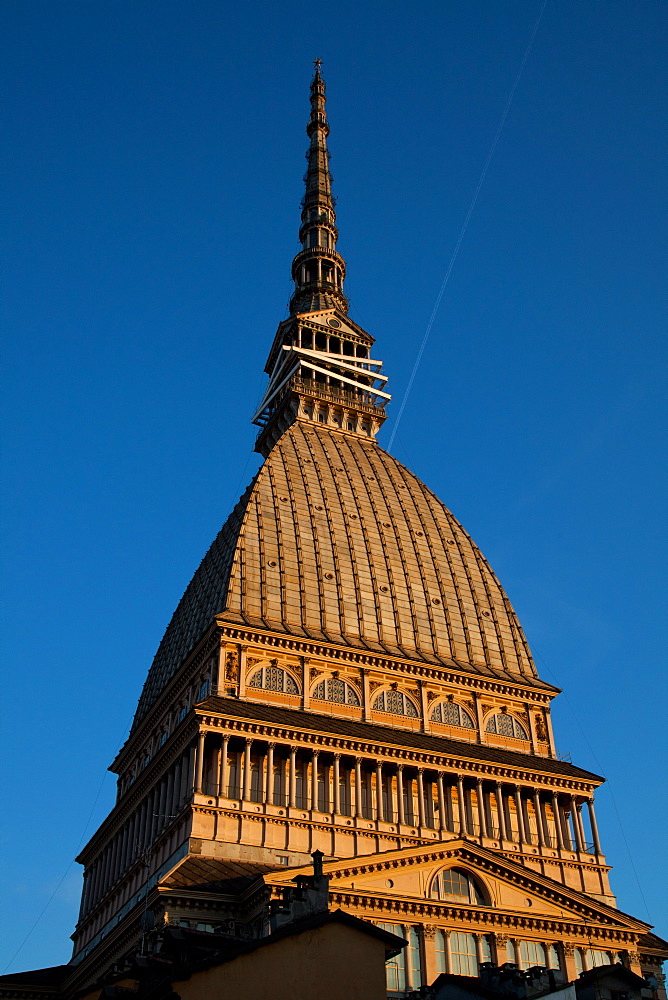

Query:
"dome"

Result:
[[134, 422, 546, 727]]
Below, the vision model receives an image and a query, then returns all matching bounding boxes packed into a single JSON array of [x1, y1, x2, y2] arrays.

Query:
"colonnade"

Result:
[[195, 733, 602, 855], [80, 730, 603, 923], [80, 743, 196, 919]]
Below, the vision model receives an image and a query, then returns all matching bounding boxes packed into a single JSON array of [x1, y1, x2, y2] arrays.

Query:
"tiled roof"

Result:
[[199, 696, 603, 782], [134, 422, 541, 728], [161, 856, 280, 894], [0, 966, 70, 990]]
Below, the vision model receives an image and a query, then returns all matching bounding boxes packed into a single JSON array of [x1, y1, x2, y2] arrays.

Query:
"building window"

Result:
[[575, 948, 615, 974], [312, 677, 360, 706], [407, 926, 423, 988], [519, 940, 549, 969], [433, 868, 487, 905], [178, 704, 188, 722], [248, 666, 299, 695], [159, 731, 168, 747], [485, 712, 529, 740], [430, 701, 475, 728], [376, 922, 406, 993], [435, 930, 448, 975], [373, 689, 418, 718], [450, 933, 479, 976], [276, 855, 290, 865], [197, 679, 210, 701], [142, 753, 151, 769]]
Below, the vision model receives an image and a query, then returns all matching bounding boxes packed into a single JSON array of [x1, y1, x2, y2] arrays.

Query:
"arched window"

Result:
[[430, 701, 475, 728], [312, 677, 360, 706], [432, 868, 488, 905], [248, 665, 299, 695], [373, 689, 418, 718], [485, 712, 528, 740]]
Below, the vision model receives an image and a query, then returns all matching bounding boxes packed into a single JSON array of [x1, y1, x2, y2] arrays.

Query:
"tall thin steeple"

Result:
[[290, 60, 348, 315], [253, 63, 390, 456]]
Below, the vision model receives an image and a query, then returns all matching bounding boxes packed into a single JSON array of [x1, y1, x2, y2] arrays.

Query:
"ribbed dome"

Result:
[[134, 422, 543, 727]]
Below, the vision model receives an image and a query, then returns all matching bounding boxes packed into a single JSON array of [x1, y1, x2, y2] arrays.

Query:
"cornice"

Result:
[[77, 720, 199, 864], [326, 891, 641, 944], [194, 710, 596, 792], [215, 622, 558, 702]]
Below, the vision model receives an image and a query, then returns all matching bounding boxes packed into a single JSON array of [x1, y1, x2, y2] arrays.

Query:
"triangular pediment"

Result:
[[294, 308, 375, 344], [264, 840, 650, 934]]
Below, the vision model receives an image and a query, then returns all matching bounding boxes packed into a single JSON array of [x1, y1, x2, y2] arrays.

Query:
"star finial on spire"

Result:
[[314, 57, 322, 73]]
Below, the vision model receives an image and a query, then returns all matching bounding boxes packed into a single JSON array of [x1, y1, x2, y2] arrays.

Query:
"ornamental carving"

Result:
[[408, 689, 420, 700], [563, 943, 575, 957], [427, 692, 437, 703], [310, 667, 319, 679], [626, 952, 640, 965], [225, 652, 239, 681], [422, 924, 437, 940], [495, 934, 508, 947], [535, 714, 548, 741], [369, 681, 381, 694]]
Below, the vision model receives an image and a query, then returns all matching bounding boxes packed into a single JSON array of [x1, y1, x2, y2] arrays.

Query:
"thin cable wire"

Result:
[[387, 0, 548, 451], [2, 705, 138, 975]]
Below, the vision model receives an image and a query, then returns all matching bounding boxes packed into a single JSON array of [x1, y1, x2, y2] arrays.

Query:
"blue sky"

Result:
[[1, 0, 666, 974]]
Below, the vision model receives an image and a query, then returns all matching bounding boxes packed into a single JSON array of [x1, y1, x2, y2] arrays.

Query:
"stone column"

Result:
[[301, 657, 310, 710], [218, 736, 229, 797], [473, 691, 484, 743], [164, 768, 175, 822], [419, 683, 430, 733], [457, 775, 467, 834], [333, 754, 341, 815], [397, 765, 405, 825], [263, 743, 274, 805], [571, 796, 584, 852], [289, 747, 297, 808], [376, 761, 384, 822], [533, 789, 546, 847], [545, 708, 557, 756], [417, 769, 426, 828], [195, 731, 206, 794], [361, 670, 372, 722], [496, 783, 507, 841], [494, 934, 509, 965], [526, 702, 538, 753], [515, 786, 526, 844], [242, 739, 252, 801], [311, 751, 319, 811], [238, 645, 247, 698], [562, 944, 578, 981], [443, 929, 453, 973], [477, 779, 488, 838], [355, 758, 363, 818], [437, 773, 447, 832], [551, 792, 565, 849], [158, 776, 168, 829], [587, 798, 602, 855]]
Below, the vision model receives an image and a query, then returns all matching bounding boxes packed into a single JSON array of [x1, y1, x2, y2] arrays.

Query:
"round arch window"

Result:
[[432, 867, 488, 905]]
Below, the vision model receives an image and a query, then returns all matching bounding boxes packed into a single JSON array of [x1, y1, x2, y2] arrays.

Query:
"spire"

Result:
[[289, 61, 348, 315], [252, 65, 390, 457]]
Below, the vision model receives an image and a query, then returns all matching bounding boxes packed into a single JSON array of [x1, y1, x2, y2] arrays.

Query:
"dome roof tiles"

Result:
[[133, 423, 541, 727]]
